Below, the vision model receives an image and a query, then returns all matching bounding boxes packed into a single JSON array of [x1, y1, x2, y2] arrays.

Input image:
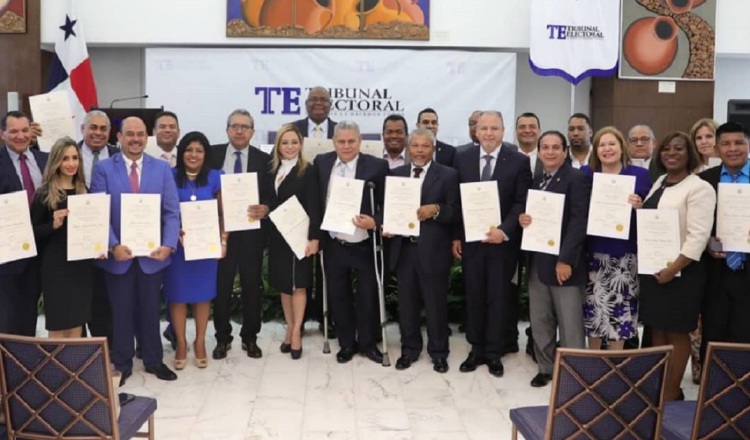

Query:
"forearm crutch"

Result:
[[367, 182, 391, 367], [318, 250, 331, 354]]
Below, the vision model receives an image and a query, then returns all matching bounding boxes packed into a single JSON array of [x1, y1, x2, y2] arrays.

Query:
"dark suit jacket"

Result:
[[0, 147, 49, 275], [210, 143, 274, 207], [698, 166, 724, 280], [78, 141, 119, 158], [387, 162, 460, 274], [291, 118, 337, 139], [452, 144, 532, 259], [313, 152, 389, 245], [530, 163, 591, 286], [435, 140, 455, 167], [268, 163, 321, 240]]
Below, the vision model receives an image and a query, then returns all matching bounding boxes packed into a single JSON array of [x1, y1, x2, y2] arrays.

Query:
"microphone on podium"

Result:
[[109, 94, 149, 107]]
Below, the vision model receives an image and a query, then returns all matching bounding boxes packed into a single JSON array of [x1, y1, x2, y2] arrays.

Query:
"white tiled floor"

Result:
[[34, 319, 699, 440]]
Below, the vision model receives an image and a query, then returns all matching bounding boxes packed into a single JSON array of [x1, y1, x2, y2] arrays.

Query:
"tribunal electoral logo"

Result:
[[254, 86, 404, 118], [546, 24, 605, 40]]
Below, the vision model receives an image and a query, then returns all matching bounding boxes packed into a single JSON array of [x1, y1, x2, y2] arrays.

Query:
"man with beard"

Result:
[[567, 113, 593, 169], [457, 110, 482, 152]]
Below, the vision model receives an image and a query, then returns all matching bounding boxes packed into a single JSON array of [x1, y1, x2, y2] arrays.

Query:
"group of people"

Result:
[[0, 87, 748, 399]]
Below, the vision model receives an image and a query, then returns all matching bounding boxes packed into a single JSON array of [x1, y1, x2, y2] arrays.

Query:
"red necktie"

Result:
[[18, 153, 35, 204], [129, 162, 140, 193]]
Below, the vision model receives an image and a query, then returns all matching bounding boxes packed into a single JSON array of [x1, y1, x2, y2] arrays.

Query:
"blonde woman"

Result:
[[266, 124, 321, 359], [30, 137, 102, 338], [691, 118, 720, 172]]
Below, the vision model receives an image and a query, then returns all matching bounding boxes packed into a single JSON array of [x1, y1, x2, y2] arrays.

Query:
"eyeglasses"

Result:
[[228, 124, 253, 132], [307, 98, 331, 104], [628, 136, 652, 144]]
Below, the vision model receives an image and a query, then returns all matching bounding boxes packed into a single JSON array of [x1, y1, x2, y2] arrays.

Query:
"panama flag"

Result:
[[47, 0, 98, 137]]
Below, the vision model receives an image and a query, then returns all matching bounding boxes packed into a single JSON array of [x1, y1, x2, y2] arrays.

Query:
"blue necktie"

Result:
[[233, 151, 242, 174], [481, 155, 493, 181], [726, 173, 746, 271]]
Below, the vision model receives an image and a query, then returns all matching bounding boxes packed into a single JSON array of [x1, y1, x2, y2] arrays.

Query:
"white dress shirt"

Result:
[[569, 146, 592, 169], [478, 145, 502, 177], [81, 143, 110, 188], [330, 155, 368, 243], [410, 160, 431, 180], [158, 149, 177, 168], [275, 157, 298, 192], [222, 144, 249, 174], [520, 149, 538, 175], [308, 118, 329, 139], [123, 155, 144, 187]]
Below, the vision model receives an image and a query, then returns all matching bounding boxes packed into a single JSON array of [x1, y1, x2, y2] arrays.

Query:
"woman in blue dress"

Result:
[[581, 127, 652, 350], [163, 131, 225, 369]]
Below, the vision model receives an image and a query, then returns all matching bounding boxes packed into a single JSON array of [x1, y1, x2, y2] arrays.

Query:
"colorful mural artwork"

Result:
[[226, 0, 430, 40], [0, 0, 26, 34]]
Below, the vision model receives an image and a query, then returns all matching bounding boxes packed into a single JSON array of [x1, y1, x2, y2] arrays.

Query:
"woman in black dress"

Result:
[[30, 137, 100, 338], [267, 124, 321, 359]]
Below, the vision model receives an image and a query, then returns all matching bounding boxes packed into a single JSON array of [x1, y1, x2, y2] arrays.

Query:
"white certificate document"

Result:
[[180, 200, 222, 261], [383, 176, 421, 237], [717, 183, 750, 252], [29, 91, 75, 152], [587, 173, 636, 240], [321, 177, 364, 235], [360, 140, 385, 158], [0, 191, 37, 265], [220, 173, 260, 232], [521, 189, 565, 255], [120, 194, 161, 257], [637, 209, 681, 276], [460, 181, 502, 242], [67, 194, 110, 261], [269, 195, 310, 260], [302, 138, 334, 163]]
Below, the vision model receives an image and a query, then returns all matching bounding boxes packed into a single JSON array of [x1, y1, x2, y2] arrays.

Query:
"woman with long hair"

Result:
[[691, 118, 720, 172], [266, 124, 321, 359], [30, 137, 99, 338], [162, 131, 225, 369]]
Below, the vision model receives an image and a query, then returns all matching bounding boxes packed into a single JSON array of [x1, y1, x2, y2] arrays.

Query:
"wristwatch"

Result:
[[432, 204, 440, 220]]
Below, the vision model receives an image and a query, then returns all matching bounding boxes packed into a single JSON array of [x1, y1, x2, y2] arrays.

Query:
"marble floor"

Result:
[[34, 319, 699, 440]]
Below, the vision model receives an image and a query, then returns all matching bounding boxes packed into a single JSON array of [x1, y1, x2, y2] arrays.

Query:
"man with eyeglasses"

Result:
[[627, 124, 661, 181], [457, 110, 482, 152], [210, 109, 273, 360], [291, 86, 337, 139]]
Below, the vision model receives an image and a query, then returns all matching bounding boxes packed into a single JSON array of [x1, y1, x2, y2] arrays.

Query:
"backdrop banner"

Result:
[[145, 48, 516, 147], [529, 0, 620, 85]]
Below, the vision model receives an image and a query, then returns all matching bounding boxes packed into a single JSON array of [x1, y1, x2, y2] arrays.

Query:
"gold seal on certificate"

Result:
[[547, 239, 555, 247], [209, 244, 218, 253], [248, 217, 256, 223], [615, 224, 624, 232], [148, 242, 156, 249], [408, 222, 415, 229], [489, 225, 497, 231], [666, 261, 673, 267], [94, 244, 103, 252], [22, 242, 30, 251]]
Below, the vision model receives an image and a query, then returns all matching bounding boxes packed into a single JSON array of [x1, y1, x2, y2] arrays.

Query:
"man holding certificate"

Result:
[[452, 110, 532, 377], [699, 121, 750, 356], [315, 120, 389, 364], [519, 130, 590, 388], [385, 128, 459, 373], [90, 116, 180, 385], [210, 109, 273, 360], [0, 111, 48, 336]]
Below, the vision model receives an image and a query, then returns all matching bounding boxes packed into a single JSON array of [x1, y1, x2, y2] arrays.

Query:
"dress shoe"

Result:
[[173, 357, 186, 370], [163, 328, 177, 350], [395, 355, 417, 370], [279, 342, 292, 353], [530, 373, 552, 387], [362, 346, 384, 364], [433, 358, 449, 373], [243, 341, 263, 359], [290, 347, 303, 360], [193, 342, 208, 369], [336, 346, 357, 363], [145, 363, 178, 381], [487, 358, 505, 377], [212, 341, 231, 360], [118, 370, 132, 387], [501, 343, 520, 356], [459, 353, 486, 373]]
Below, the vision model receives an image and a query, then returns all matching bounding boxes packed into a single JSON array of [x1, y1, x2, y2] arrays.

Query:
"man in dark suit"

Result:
[[90, 116, 180, 385], [700, 121, 750, 359], [417, 108, 455, 166], [452, 110, 532, 377], [382, 114, 409, 169], [291, 86, 338, 139], [0, 111, 48, 336], [211, 109, 273, 360], [519, 130, 590, 387], [314, 120, 389, 364], [456, 110, 481, 152], [516, 112, 543, 179], [387, 128, 459, 373]]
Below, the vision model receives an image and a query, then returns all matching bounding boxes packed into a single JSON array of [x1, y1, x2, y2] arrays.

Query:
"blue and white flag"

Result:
[[529, 0, 620, 84]]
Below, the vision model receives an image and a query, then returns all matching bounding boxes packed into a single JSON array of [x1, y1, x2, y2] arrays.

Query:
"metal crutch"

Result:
[[367, 182, 391, 367], [318, 250, 331, 354]]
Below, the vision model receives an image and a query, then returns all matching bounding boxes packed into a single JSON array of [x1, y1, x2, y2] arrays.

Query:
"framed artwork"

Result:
[[620, 0, 715, 80], [226, 0, 430, 41], [0, 0, 26, 34]]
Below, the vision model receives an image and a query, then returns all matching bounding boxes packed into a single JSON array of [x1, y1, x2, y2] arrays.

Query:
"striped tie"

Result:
[[726, 172, 746, 270]]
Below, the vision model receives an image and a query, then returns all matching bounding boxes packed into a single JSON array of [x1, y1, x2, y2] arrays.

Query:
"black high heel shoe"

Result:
[[280, 342, 291, 353], [290, 347, 302, 360]]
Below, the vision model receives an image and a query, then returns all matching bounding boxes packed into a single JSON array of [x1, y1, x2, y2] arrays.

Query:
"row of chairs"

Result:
[[0, 334, 156, 440], [509, 342, 750, 440]]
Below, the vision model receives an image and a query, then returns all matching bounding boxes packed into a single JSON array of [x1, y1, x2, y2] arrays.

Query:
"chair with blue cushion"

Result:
[[509, 346, 672, 440], [661, 341, 750, 440], [0, 334, 156, 440]]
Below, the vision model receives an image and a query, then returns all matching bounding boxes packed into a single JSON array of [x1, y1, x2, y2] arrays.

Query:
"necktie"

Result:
[[539, 173, 552, 190], [314, 126, 323, 139], [413, 167, 424, 178], [18, 153, 35, 204], [480, 155, 493, 181], [726, 173, 746, 270], [233, 151, 243, 174], [129, 162, 140, 193], [92, 150, 100, 170]]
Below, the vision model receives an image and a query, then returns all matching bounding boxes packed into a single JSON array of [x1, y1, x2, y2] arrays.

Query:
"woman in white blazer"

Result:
[[638, 131, 715, 401]]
